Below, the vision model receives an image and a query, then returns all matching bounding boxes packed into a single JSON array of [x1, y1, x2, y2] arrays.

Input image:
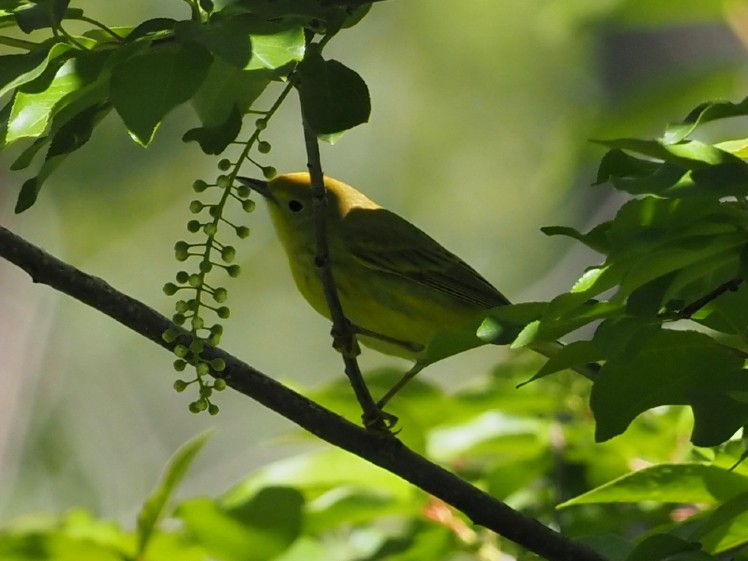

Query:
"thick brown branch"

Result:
[[0, 224, 607, 561]]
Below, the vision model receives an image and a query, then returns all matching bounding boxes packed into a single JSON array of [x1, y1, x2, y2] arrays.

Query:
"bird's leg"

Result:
[[376, 362, 426, 409], [330, 323, 361, 358]]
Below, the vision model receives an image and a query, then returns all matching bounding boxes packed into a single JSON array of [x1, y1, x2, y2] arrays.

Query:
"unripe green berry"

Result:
[[217, 159, 231, 171], [199, 385, 212, 398], [236, 184, 251, 198], [203, 223, 217, 236], [174, 241, 190, 261], [186, 299, 198, 311], [207, 333, 221, 346], [221, 246, 236, 263], [210, 324, 224, 335], [262, 166, 277, 179], [192, 179, 209, 192], [174, 344, 188, 358], [235, 226, 250, 239], [255, 118, 267, 130], [196, 362, 210, 376], [162, 328, 180, 343], [217, 175, 231, 189], [187, 220, 201, 233], [208, 403, 220, 415], [258, 141, 271, 154], [199, 260, 213, 273], [189, 200, 204, 213], [189, 400, 206, 413], [173, 359, 187, 372], [190, 337, 204, 353], [188, 273, 202, 287], [242, 199, 256, 213], [173, 313, 187, 326], [176, 271, 190, 284], [208, 205, 220, 218], [163, 282, 178, 295], [191, 316, 205, 331], [216, 306, 230, 319], [226, 265, 241, 277], [173, 379, 188, 391], [199, 0, 213, 11], [213, 287, 228, 303], [211, 360, 226, 373]]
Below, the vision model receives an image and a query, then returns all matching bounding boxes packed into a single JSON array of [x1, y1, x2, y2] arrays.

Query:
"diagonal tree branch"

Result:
[[0, 224, 608, 561]]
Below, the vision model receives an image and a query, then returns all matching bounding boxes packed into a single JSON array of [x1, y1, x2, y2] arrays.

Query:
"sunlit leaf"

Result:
[[560, 463, 748, 507], [136, 431, 212, 557]]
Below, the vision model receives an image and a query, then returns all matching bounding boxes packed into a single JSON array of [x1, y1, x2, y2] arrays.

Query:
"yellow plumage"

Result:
[[240, 172, 510, 363]]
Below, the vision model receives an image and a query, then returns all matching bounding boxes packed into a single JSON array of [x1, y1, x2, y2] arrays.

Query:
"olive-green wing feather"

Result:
[[343, 207, 510, 309]]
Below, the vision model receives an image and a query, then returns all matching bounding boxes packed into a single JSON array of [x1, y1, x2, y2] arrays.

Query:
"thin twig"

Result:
[[675, 277, 743, 319], [0, 224, 608, 561], [300, 117, 386, 431]]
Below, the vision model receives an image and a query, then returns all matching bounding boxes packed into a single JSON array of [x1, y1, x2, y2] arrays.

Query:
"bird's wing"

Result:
[[343, 207, 510, 309]]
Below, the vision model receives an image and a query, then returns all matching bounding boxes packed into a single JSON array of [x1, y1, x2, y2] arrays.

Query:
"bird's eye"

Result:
[[288, 200, 304, 213]]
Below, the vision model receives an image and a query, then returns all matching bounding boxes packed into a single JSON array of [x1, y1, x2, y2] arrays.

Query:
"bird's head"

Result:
[[237, 172, 379, 234]]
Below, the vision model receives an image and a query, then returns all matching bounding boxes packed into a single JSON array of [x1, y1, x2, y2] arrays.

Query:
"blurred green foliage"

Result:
[[2, 1, 748, 560]]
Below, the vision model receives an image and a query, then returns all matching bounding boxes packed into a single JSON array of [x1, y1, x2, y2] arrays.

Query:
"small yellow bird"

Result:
[[238, 172, 583, 407]]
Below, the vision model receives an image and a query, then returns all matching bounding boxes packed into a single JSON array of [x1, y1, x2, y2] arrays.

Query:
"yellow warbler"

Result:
[[238, 172, 576, 406]]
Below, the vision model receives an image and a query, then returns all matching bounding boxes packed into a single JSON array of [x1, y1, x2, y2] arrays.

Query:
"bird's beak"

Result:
[[237, 176, 275, 203]]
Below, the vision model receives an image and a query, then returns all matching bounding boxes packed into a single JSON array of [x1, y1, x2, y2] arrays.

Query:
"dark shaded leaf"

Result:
[[590, 328, 747, 445], [14, 1, 80, 33], [183, 104, 242, 154], [110, 41, 212, 146], [297, 50, 370, 135]]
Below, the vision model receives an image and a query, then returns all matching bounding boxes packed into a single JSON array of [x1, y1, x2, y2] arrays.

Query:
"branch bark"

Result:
[[0, 224, 608, 561]]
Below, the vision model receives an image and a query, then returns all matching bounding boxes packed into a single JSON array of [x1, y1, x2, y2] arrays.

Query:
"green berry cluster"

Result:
[[162, 160, 258, 414], [163, 97, 287, 414]]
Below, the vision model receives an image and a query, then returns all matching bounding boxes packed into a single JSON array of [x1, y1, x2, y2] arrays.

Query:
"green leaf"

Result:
[[477, 302, 546, 345], [246, 22, 305, 70], [560, 463, 748, 507], [14, 1, 82, 33], [135, 431, 212, 557], [110, 41, 212, 146], [590, 328, 747, 445], [175, 18, 253, 68], [665, 97, 748, 144], [191, 59, 272, 126], [304, 488, 414, 534], [419, 314, 492, 366], [183, 104, 242, 154], [541, 223, 612, 253], [594, 138, 745, 171], [297, 50, 370, 135], [690, 491, 748, 554], [14, 102, 109, 213], [6, 56, 85, 143], [595, 148, 660, 185], [0, 49, 54, 99], [625, 534, 704, 561], [692, 281, 748, 335], [177, 487, 303, 561], [223, 449, 410, 504], [617, 235, 745, 299], [527, 340, 603, 382]]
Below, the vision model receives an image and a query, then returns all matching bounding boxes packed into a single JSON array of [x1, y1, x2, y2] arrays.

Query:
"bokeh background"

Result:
[[1, 0, 746, 525]]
